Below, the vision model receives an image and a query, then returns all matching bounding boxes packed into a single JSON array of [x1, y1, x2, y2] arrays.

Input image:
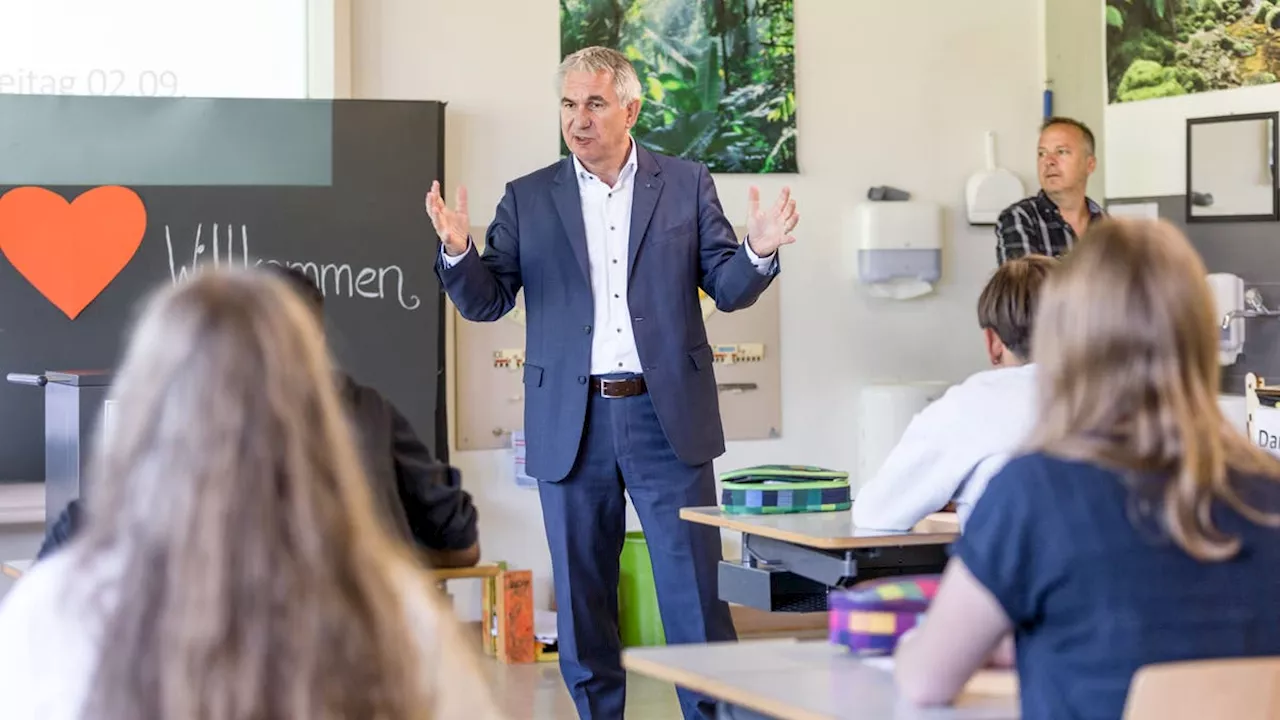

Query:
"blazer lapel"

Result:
[[552, 158, 591, 284], [628, 146, 664, 280]]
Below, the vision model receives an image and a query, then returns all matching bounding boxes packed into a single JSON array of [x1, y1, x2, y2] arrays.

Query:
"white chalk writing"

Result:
[[163, 223, 421, 310]]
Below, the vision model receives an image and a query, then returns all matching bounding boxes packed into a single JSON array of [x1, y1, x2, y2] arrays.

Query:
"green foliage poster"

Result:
[[1107, 0, 1280, 104], [560, 0, 797, 173]]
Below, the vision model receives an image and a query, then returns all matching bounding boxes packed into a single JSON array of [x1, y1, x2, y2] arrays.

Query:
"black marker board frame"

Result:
[[0, 96, 449, 482]]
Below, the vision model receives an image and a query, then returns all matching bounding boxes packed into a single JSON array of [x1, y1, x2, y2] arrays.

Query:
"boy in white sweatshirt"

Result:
[[853, 255, 1057, 532]]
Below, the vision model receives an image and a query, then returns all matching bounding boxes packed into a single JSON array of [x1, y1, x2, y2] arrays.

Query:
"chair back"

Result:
[[1123, 657, 1280, 720]]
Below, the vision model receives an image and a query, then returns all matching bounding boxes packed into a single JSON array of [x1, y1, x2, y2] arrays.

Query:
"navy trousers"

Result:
[[538, 383, 738, 719]]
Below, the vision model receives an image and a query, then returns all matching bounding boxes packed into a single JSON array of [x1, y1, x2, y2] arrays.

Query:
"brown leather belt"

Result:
[[589, 375, 647, 398]]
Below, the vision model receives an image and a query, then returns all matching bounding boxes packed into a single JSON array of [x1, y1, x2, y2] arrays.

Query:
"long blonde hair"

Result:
[[73, 269, 432, 719], [1028, 218, 1280, 561]]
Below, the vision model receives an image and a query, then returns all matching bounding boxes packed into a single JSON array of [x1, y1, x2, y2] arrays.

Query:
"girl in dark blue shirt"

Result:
[[894, 218, 1280, 719]]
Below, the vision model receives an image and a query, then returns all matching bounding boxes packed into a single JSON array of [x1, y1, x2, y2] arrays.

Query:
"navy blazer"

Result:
[[437, 146, 778, 481]]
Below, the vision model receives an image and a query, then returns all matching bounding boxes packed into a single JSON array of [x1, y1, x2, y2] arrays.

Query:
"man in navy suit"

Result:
[[426, 46, 799, 720]]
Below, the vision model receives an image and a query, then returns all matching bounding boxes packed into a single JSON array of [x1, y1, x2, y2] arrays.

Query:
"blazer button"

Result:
[[583, 325, 592, 334], [578, 375, 587, 384]]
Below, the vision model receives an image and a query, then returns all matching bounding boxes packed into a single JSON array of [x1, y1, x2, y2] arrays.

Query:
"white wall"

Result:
[[352, 0, 1043, 615], [0, 487, 52, 601], [1043, 0, 1106, 200], [1107, 84, 1280, 199], [0, 524, 45, 601]]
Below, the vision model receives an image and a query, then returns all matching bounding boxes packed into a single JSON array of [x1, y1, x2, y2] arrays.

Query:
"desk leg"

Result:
[[741, 532, 756, 568]]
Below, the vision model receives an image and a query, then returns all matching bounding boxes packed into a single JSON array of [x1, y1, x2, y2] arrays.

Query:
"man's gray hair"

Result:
[[557, 46, 643, 106]]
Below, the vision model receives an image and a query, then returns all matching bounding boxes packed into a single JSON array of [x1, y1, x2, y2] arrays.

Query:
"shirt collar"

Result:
[[1035, 190, 1105, 218], [573, 136, 638, 186]]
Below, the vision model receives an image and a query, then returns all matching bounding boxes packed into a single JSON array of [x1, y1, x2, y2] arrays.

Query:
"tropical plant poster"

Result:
[[560, 0, 796, 174], [1107, 0, 1280, 104]]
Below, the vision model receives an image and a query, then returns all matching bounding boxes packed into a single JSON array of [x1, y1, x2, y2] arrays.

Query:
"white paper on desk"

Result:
[[864, 656, 1019, 697], [1105, 201, 1159, 220]]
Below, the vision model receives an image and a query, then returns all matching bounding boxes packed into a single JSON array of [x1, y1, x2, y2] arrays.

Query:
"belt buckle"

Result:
[[598, 378, 621, 398]]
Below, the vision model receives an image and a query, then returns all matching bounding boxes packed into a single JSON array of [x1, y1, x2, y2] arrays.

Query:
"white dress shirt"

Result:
[[442, 138, 775, 375], [852, 363, 1039, 532]]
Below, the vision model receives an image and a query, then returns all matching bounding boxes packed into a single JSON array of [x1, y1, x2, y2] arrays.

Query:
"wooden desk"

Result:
[[681, 507, 958, 550], [430, 563, 503, 582], [681, 507, 959, 612], [623, 639, 1018, 720], [915, 512, 961, 534]]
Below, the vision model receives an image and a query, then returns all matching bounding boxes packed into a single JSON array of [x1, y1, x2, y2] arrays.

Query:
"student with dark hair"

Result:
[[267, 264, 480, 567], [853, 255, 1057, 531], [38, 265, 480, 570]]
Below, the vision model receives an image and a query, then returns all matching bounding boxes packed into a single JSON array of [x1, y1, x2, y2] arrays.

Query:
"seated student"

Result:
[[894, 219, 1280, 718], [36, 265, 481, 570], [853, 255, 1056, 531], [268, 265, 481, 567], [0, 269, 503, 719]]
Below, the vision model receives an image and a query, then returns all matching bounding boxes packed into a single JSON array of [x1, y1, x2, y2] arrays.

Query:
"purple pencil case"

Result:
[[828, 574, 940, 655]]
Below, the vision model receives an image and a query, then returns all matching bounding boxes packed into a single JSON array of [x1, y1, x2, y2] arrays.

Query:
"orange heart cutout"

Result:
[[0, 186, 147, 319]]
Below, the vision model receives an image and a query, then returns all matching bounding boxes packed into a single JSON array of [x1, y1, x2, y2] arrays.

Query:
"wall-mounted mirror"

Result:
[[1187, 112, 1279, 223]]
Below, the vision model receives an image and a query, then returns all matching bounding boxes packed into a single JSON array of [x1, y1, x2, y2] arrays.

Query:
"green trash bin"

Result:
[[618, 530, 666, 647]]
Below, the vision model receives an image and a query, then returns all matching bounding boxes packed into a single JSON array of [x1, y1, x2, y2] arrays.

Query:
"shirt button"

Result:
[[614, 293, 619, 298], [612, 259, 618, 264], [610, 225, 616, 230], [578, 376, 586, 384], [616, 328, 622, 333]]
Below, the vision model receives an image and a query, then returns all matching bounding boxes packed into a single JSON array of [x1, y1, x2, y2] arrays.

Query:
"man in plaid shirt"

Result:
[[995, 117, 1104, 265]]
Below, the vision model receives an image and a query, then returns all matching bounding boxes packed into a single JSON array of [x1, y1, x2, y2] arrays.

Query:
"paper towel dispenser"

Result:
[[848, 201, 943, 300]]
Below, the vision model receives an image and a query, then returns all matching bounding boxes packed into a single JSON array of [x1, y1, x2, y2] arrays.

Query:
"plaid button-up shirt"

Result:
[[995, 191, 1105, 265]]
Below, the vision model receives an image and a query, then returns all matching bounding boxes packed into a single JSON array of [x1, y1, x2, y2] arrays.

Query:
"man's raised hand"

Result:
[[425, 181, 470, 256], [745, 186, 799, 257]]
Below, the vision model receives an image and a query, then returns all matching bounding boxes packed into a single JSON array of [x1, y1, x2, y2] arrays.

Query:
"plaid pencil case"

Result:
[[718, 465, 851, 515], [828, 575, 940, 656]]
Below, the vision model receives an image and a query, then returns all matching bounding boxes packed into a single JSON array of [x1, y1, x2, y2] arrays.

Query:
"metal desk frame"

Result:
[[679, 507, 957, 613]]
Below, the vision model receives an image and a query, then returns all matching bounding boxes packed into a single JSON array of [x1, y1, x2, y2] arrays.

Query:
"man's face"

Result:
[[1037, 124, 1095, 195], [560, 70, 639, 168]]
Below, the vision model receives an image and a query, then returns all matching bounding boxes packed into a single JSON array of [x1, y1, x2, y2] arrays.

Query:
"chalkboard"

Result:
[[0, 96, 448, 482]]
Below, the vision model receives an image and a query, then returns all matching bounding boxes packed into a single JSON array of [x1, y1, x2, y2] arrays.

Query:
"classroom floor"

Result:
[[464, 608, 829, 719], [477, 654, 681, 719]]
